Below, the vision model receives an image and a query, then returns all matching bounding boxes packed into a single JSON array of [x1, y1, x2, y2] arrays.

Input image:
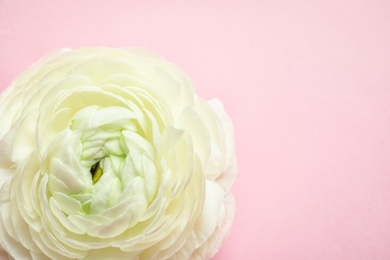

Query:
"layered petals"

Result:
[[0, 48, 236, 260]]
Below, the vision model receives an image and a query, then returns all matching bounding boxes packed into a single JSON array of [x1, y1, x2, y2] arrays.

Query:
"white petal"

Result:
[[194, 180, 224, 247]]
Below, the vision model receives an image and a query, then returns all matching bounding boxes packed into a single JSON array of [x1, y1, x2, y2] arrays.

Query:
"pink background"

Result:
[[1, 1, 390, 259]]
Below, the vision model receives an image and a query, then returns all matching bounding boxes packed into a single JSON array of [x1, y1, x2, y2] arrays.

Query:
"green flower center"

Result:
[[90, 161, 103, 184]]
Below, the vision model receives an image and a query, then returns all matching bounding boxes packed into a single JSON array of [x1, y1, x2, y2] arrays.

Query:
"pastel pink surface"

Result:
[[1, 1, 390, 259]]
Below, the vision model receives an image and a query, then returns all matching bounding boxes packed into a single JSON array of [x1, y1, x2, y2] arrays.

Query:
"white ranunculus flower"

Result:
[[0, 48, 236, 260]]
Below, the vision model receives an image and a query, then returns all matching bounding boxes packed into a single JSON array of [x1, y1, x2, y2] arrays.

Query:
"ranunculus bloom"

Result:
[[0, 48, 236, 259]]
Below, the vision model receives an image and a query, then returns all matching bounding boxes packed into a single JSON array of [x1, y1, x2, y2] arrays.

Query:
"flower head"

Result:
[[0, 48, 236, 259]]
